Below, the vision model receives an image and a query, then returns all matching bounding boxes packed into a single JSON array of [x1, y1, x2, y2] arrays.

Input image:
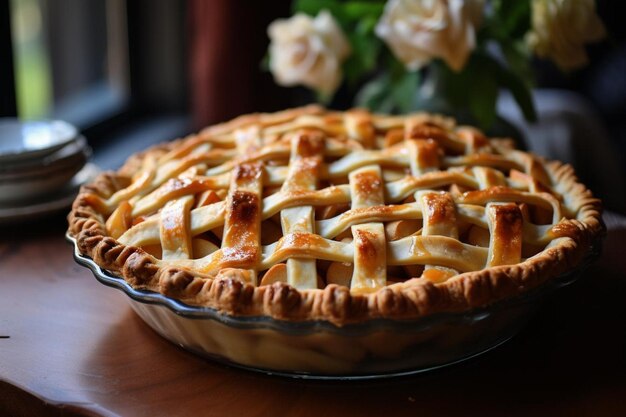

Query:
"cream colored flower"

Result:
[[267, 11, 351, 95], [375, 0, 483, 72], [527, 0, 606, 70]]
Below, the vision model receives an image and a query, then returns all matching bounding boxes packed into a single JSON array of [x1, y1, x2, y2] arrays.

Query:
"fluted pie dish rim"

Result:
[[67, 231, 601, 331]]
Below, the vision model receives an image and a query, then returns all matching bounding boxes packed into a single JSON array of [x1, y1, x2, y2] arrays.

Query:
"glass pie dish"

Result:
[[67, 107, 604, 378], [67, 232, 600, 379]]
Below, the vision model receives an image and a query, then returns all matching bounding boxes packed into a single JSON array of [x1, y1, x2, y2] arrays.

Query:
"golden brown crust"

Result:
[[68, 106, 604, 326]]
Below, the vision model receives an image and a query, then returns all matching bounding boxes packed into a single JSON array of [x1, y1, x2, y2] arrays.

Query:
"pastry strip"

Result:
[[419, 191, 460, 282], [349, 165, 387, 292], [280, 131, 324, 290], [486, 202, 523, 267], [160, 195, 194, 260], [219, 162, 264, 284]]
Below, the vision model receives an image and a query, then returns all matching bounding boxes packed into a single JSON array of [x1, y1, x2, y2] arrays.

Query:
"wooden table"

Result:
[[1, 213, 625, 417]]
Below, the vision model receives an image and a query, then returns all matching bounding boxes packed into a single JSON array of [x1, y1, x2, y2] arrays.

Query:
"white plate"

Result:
[[0, 137, 90, 203], [0, 136, 89, 177], [0, 119, 78, 163], [0, 163, 100, 224]]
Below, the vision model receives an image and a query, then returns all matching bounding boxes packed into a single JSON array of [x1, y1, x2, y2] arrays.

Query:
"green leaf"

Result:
[[343, 1, 385, 20], [292, 0, 385, 25], [343, 16, 382, 86], [354, 73, 391, 112], [496, 66, 537, 122], [467, 64, 499, 129], [378, 96, 397, 114], [422, 60, 471, 110], [343, 37, 381, 85], [463, 53, 537, 125], [356, 14, 378, 37], [391, 71, 419, 113], [292, 0, 341, 16], [315, 90, 333, 105], [492, 0, 531, 38], [355, 69, 419, 114], [500, 39, 533, 84]]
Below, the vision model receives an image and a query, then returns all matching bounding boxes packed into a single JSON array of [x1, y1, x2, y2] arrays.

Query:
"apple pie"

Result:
[[69, 105, 603, 326]]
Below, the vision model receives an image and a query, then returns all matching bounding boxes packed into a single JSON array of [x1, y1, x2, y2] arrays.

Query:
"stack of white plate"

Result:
[[0, 118, 99, 224]]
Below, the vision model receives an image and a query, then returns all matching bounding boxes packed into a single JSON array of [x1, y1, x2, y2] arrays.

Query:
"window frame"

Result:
[[1, 0, 17, 117], [1, 0, 189, 145]]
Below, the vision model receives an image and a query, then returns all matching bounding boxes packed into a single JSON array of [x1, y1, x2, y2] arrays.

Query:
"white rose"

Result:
[[268, 11, 351, 95], [527, 0, 606, 70], [375, 0, 482, 72]]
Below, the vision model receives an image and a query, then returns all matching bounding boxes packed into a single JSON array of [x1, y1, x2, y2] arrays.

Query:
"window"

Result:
[[10, 0, 129, 126], [2, 0, 190, 168]]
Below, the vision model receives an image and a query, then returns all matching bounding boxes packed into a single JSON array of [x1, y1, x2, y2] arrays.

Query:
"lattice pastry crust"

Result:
[[69, 106, 603, 325]]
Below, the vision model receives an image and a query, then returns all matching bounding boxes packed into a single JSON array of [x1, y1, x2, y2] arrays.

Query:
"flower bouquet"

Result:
[[266, 0, 606, 129]]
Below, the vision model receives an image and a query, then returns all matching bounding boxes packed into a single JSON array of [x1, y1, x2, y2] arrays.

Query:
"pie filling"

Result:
[[70, 106, 602, 323]]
